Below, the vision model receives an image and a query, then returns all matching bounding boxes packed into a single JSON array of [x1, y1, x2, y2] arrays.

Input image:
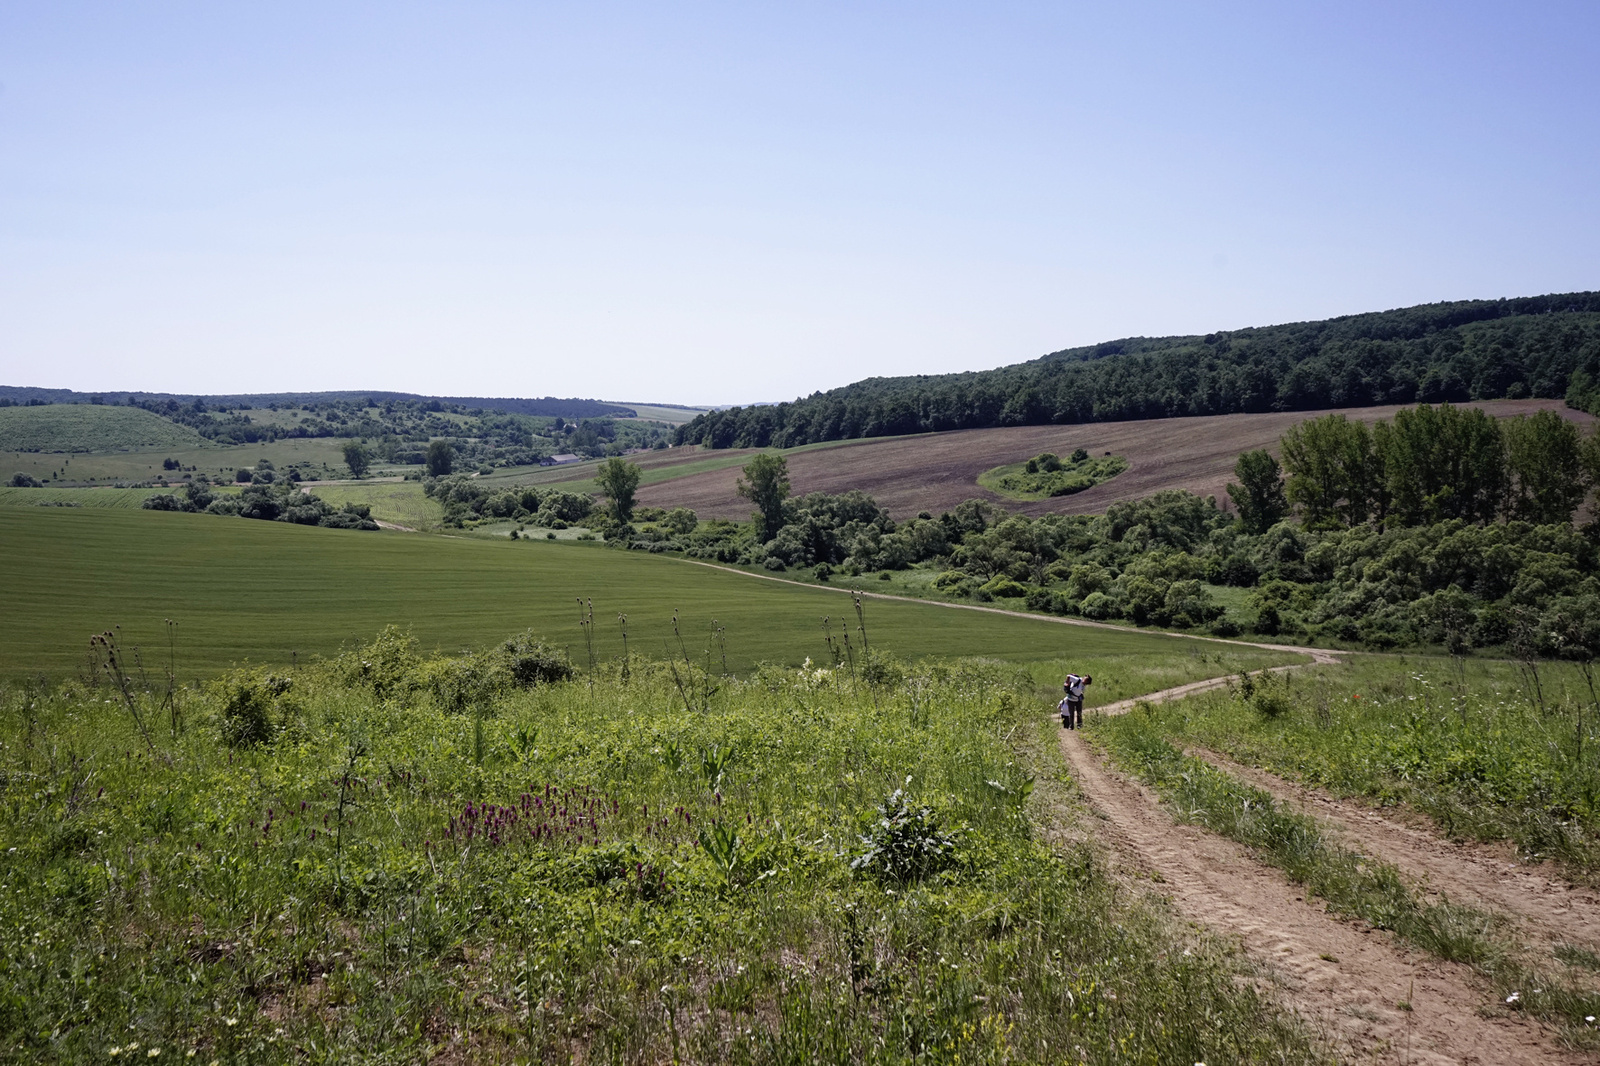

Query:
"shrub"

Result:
[[217, 671, 294, 748], [1164, 579, 1223, 628], [500, 631, 574, 687], [850, 789, 960, 884], [1236, 669, 1292, 719], [339, 626, 422, 700], [859, 650, 907, 687], [9, 473, 40, 487], [978, 576, 1028, 599], [1080, 591, 1120, 620], [661, 507, 698, 535], [416, 654, 502, 715]]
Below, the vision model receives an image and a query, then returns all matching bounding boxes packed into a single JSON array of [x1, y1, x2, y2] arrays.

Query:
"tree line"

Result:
[[673, 291, 1600, 449], [1231, 405, 1595, 532]]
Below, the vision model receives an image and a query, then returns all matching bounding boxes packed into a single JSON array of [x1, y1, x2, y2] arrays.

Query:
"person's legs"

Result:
[[1073, 698, 1085, 728]]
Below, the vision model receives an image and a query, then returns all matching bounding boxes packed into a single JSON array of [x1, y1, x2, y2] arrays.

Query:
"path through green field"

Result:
[[0, 506, 1293, 681]]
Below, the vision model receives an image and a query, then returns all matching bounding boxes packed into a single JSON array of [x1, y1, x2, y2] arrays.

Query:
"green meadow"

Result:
[[0, 505, 1296, 683], [3, 436, 356, 484], [0, 486, 178, 509], [0, 403, 204, 452], [309, 480, 446, 529]]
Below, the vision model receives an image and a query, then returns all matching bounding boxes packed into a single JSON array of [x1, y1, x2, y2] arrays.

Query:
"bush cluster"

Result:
[[144, 480, 378, 530], [331, 626, 575, 713], [423, 475, 594, 528], [989, 449, 1128, 499]]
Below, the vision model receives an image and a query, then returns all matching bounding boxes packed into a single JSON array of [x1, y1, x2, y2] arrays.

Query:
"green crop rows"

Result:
[[0, 506, 1298, 681]]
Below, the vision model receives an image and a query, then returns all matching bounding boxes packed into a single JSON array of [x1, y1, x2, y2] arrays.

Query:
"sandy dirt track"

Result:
[[639, 399, 1589, 520], [1061, 728, 1577, 1063], [1062, 654, 1597, 1063], [1190, 745, 1600, 967]]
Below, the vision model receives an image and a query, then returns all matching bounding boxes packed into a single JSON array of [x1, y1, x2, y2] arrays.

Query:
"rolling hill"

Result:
[[0, 386, 637, 420], [674, 291, 1600, 449], [636, 398, 1590, 520], [0, 403, 207, 452]]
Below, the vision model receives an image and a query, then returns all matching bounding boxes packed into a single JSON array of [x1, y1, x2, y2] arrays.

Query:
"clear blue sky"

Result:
[[2, 2, 1597, 405]]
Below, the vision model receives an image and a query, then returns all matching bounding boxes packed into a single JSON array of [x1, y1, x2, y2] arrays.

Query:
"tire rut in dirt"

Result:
[[1060, 729, 1577, 1064], [1188, 745, 1600, 967]]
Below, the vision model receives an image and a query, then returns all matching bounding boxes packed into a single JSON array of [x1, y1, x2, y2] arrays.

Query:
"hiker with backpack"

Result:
[[1059, 673, 1091, 729]]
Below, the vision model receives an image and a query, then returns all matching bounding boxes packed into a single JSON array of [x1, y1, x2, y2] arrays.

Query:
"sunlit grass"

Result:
[[0, 645, 1328, 1064]]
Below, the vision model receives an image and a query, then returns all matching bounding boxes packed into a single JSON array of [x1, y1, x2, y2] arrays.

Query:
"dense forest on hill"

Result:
[[0, 386, 633, 421], [675, 292, 1600, 448]]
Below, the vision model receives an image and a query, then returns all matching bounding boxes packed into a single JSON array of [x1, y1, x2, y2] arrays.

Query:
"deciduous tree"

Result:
[[425, 440, 454, 477], [342, 441, 372, 479], [596, 457, 642, 526], [737, 453, 791, 542], [1226, 449, 1288, 534], [1504, 410, 1586, 524]]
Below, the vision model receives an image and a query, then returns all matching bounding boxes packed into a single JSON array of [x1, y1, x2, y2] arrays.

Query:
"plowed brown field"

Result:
[[635, 399, 1592, 520]]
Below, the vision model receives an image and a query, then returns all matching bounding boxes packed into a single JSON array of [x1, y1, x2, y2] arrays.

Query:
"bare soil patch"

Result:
[[638, 399, 1589, 520]]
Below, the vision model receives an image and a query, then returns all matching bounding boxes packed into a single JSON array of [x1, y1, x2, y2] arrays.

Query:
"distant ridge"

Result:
[[0, 387, 633, 420], [673, 290, 1600, 448]]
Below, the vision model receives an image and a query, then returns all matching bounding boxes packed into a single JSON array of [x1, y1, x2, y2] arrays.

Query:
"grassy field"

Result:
[[309, 481, 445, 529], [474, 441, 862, 495], [0, 658, 1326, 1064], [3, 436, 358, 484], [0, 486, 181, 508], [613, 401, 715, 423], [0, 404, 205, 452], [0, 505, 1298, 682]]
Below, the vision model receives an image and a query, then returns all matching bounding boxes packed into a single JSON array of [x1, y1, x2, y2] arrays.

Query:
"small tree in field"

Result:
[[342, 441, 372, 479], [737, 453, 791, 542], [596, 457, 642, 526], [426, 440, 454, 477]]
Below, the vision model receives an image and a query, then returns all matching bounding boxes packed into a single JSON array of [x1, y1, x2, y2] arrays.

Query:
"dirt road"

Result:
[[1060, 669, 1585, 1063], [1191, 745, 1600, 968]]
